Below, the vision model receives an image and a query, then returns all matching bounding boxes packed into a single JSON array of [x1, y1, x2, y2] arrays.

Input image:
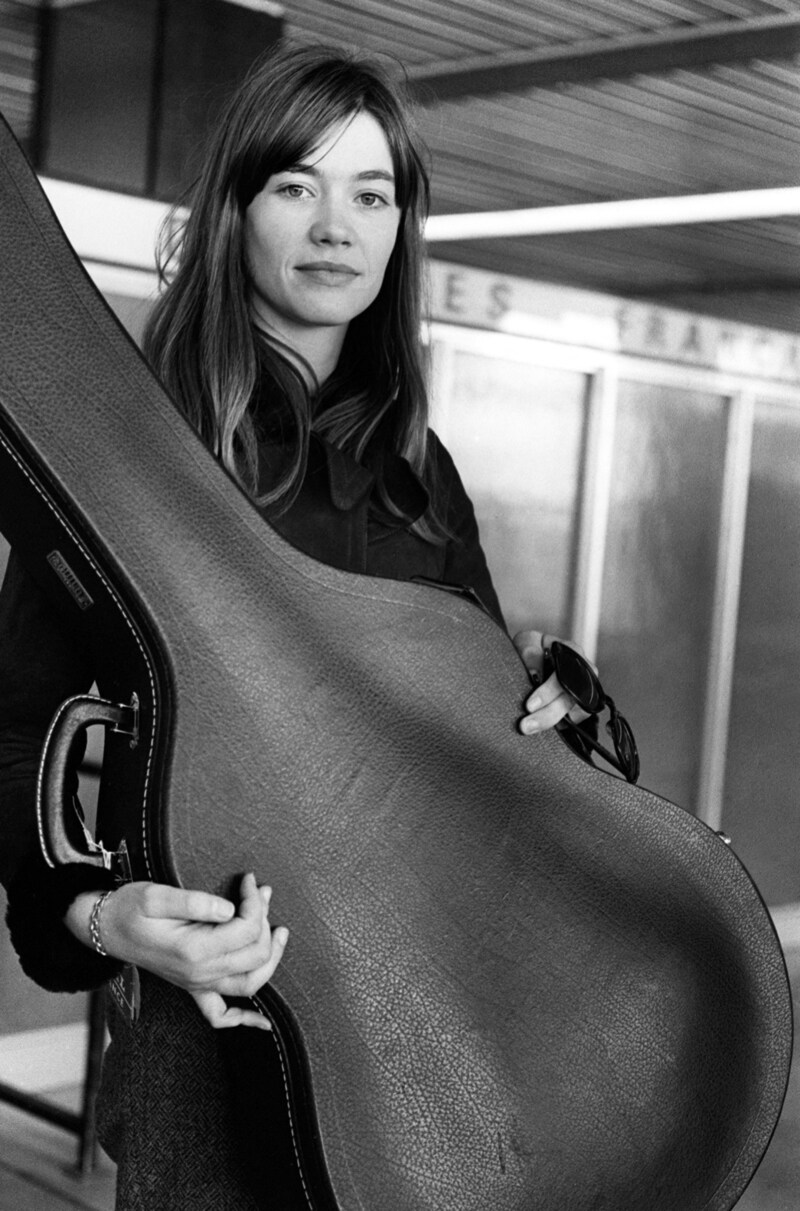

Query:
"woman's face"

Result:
[[244, 110, 401, 370]]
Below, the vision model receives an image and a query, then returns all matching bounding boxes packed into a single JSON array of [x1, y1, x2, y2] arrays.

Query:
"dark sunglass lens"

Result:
[[552, 643, 601, 712], [609, 713, 640, 783], [556, 720, 595, 762]]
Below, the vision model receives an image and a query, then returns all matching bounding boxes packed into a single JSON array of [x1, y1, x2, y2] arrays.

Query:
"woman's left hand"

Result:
[[513, 630, 592, 735]]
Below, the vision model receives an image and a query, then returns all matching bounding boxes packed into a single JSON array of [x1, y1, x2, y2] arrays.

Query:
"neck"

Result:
[[252, 315, 347, 388]]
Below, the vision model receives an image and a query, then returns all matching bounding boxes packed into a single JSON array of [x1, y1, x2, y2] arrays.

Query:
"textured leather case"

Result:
[[0, 112, 792, 1210]]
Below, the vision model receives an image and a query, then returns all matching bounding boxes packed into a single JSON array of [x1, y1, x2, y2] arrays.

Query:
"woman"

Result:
[[0, 43, 582, 1209]]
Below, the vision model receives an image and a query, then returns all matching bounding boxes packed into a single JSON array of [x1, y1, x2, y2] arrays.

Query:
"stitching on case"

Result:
[[35, 694, 94, 864], [255, 1000, 315, 1210]]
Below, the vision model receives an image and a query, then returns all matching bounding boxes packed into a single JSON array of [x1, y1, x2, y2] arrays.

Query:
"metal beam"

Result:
[[406, 14, 800, 103]]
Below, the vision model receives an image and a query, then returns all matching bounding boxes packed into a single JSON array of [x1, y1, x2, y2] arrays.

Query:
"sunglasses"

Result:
[[540, 641, 640, 784]]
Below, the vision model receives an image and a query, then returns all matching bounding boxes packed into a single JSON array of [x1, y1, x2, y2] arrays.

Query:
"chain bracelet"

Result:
[[89, 889, 114, 957]]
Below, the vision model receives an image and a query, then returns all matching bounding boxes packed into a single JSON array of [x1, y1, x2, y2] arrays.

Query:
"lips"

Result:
[[296, 262, 360, 286]]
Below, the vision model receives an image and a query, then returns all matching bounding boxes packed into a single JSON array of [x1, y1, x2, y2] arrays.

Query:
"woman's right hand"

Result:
[[64, 872, 288, 1031]]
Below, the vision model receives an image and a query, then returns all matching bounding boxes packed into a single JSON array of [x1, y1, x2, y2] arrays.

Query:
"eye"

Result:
[[358, 191, 390, 209], [277, 182, 311, 199]]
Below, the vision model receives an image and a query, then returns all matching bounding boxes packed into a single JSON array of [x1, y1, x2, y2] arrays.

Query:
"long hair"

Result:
[[144, 43, 441, 536]]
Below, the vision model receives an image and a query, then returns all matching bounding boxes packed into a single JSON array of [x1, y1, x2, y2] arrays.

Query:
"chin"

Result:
[[297, 305, 370, 328], [295, 287, 378, 328]]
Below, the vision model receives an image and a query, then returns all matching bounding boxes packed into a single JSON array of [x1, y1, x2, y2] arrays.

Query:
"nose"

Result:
[[309, 196, 353, 247]]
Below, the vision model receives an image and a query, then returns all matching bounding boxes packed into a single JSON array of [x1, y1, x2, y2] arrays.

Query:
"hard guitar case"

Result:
[[0, 112, 793, 1210]]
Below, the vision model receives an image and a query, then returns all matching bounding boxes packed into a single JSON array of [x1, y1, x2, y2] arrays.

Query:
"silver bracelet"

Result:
[[89, 889, 114, 957]]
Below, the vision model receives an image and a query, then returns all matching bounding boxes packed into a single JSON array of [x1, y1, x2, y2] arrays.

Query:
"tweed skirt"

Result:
[[97, 973, 268, 1210]]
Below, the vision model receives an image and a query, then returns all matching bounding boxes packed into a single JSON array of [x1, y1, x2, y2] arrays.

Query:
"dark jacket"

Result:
[[0, 429, 503, 1209]]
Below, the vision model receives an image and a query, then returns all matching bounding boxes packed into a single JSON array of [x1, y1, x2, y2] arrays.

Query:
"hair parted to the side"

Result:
[[144, 42, 444, 537]]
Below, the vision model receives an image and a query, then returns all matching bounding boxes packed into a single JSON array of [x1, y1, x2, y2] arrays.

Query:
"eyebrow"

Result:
[[279, 165, 395, 184]]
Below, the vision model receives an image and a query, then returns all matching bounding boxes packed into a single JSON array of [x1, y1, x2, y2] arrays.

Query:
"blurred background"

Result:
[[0, 1, 799, 1206]]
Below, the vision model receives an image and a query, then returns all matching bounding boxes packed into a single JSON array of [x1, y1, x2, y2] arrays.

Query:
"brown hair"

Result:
[[145, 43, 442, 535]]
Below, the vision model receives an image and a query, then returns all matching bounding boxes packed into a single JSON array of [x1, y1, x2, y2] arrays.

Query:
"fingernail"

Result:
[[522, 718, 540, 733], [213, 899, 235, 920], [527, 695, 541, 711]]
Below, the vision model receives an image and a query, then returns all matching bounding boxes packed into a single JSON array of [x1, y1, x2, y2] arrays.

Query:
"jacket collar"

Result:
[[319, 437, 374, 511], [316, 434, 429, 525], [256, 425, 429, 525]]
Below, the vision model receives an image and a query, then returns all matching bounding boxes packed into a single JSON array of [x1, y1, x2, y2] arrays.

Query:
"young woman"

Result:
[[0, 43, 583, 1209]]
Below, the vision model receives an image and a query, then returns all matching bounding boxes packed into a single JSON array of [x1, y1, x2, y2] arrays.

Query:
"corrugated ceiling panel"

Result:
[[432, 215, 800, 291], [421, 57, 800, 214], [1, 0, 798, 327], [286, 0, 800, 64]]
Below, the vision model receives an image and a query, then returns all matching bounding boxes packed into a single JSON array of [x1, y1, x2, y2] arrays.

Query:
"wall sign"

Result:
[[430, 260, 800, 385]]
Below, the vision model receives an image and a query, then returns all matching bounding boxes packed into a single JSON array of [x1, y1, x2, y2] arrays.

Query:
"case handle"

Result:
[[37, 693, 139, 868]]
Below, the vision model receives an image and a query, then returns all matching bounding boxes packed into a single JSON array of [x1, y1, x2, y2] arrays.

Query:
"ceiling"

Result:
[[1, 0, 799, 331]]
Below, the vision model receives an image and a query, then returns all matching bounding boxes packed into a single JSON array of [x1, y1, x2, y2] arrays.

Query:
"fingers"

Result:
[[520, 671, 575, 734], [515, 629, 598, 735], [188, 905, 289, 1014], [129, 872, 281, 932], [513, 630, 596, 678], [131, 881, 236, 924], [566, 701, 592, 725], [152, 874, 269, 958], [237, 871, 267, 926], [106, 874, 289, 995], [207, 881, 289, 986], [512, 629, 546, 679], [202, 874, 275, 960], [190, 990, 274, 1032], [212, 924, 290, 996]]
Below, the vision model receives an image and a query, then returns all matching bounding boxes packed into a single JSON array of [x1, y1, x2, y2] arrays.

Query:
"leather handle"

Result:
[[37, 693, 139, 868]]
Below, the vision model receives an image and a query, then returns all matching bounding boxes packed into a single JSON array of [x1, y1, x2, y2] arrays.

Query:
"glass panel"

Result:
[[597, 382, 727, 809], [432, 345, 587, 637], [723, 400, 800, 906]]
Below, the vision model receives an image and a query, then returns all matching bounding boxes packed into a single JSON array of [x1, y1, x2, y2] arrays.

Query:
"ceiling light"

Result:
[[425, 188, 800, 241]]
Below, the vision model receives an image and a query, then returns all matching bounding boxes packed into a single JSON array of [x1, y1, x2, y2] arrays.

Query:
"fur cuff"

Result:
[[6, 853, 125, 993]]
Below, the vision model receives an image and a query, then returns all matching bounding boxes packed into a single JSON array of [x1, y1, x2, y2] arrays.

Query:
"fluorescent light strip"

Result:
[[425, 187, 800, 241], [221, 0, 285, 11]]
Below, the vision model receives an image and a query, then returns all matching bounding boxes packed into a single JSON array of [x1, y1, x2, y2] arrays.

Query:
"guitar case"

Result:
[[0, 112, 792, 1210]]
